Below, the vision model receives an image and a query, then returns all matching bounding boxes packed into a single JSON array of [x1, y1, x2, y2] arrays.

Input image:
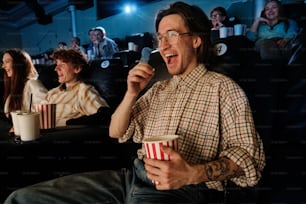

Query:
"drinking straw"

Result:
[[29, 93, 32, 112]]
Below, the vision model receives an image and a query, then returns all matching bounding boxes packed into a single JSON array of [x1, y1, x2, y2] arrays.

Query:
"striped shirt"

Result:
[[120, 64, 265, 191], [44, 81, 109, 126]]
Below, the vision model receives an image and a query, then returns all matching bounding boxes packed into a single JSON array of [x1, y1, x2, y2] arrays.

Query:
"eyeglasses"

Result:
[[156, 30, 192, 46], [210, 14, 222, 19]]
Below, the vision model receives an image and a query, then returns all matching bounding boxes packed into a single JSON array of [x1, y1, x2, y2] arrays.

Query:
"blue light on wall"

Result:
[[97, 0, 159, 19], [123, 4, 137, 14]]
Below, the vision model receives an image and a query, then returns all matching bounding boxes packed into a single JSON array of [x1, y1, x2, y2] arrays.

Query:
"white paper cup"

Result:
[[219, 27, 228, 38], [128, 42, 135, 51], [10, 110, 24, 136], [87, 50, 93, 60], [34, 104, 56, 129], [133, 44, 138, 52], [227, 27, 234, 37], [234, 24, 246, 36], [17, 112, 40, 141], [143, 135, 179, 160]]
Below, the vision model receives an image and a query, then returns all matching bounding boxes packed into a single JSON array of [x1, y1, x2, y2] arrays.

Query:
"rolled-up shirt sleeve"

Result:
[[220, 132, 265, 187], [219, 86, 265, 187]]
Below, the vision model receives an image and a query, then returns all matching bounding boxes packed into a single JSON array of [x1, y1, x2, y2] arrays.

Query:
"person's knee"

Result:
[[259, 40, 281, 60], [4, 188, 31, 204]]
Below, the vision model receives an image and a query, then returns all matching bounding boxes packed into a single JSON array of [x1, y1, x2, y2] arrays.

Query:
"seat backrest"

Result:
[[125, 32, 154, 52], [281, 3, 306, 65], [209, 36, 255, 81], [283, 3, 306, 29], [36, 64, 59, 90], [113, 50, 140, 69], [85, 58, 125, 109]]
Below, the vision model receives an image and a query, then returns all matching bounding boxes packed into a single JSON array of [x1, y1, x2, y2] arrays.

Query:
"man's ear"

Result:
[[74, 66, 82, 74], [193, 36, 202, 49]]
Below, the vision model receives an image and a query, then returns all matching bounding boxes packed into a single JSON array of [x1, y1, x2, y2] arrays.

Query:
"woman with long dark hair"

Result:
[[2, 48, 47, 132]]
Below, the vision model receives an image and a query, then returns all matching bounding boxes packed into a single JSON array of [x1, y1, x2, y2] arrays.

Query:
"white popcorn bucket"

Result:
[[34, 104, 56, 129], [143, 135, 179, 160]]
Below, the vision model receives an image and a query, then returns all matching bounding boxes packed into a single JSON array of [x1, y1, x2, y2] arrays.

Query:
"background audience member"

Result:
[[246, 0, 299, 60], [210, 6, 240, 40], [87, 27, 97, 45], [210, 6, 240, 30], [94, 26, 119, 59], [70, 36, 86, 55], [210, 6, 229, 30], [1, 48, 48, 133], [41, 49, 109, 127], [4, 2, 265, 203], [86, 27, 98, 60], [57, 41, 67, 49]]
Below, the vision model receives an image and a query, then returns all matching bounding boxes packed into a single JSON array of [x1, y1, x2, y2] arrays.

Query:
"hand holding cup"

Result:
[[143, 135, 179, 160]]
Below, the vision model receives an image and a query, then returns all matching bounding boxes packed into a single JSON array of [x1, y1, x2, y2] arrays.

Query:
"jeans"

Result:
[[4, 159, 223, 204], [256, 38, 291, 61]]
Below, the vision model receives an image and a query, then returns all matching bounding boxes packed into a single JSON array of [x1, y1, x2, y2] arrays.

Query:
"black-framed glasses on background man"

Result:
[[156, 30, 192, 46], [211, 13, 223, 19]]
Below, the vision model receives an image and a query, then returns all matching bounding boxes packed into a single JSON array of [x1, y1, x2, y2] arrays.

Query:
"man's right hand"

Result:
[[109, 62, 155, 138], [127, 62, 155, 97]]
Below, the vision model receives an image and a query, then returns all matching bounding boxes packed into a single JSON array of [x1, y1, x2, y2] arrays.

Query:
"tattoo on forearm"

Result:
[[205, 157, 242, 181]]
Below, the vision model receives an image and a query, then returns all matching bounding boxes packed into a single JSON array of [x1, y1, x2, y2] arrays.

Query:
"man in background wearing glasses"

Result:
[[5, 2, 265, 204], [210, 6, 228, 30]]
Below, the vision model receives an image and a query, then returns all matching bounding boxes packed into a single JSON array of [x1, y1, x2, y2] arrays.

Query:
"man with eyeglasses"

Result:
[[210, 6, 228, 29], [4, 2, 265, 204]]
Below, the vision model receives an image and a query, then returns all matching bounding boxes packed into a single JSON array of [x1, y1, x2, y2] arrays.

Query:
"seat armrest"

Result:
[[66, 107, 112, 126]]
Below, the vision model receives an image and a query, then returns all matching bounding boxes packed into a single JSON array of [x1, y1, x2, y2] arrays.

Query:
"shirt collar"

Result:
[[171, 64, 208, 90], [60, 80, 80, 91]]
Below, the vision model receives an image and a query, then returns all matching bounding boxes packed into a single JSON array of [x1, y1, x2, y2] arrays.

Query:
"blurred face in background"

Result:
[[71, 37, 80, 48], [95, 29, 104, 43], [89, 30, 97, 43], [2, 53, 14, 77], [264, 1, 280, 21], [211, 11, 226, 29], [58, 43, 67, 49]]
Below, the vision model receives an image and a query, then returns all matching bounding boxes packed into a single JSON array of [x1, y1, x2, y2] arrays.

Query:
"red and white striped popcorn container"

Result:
[[143, 135, 179, 160], [34, 104, 56, 129]]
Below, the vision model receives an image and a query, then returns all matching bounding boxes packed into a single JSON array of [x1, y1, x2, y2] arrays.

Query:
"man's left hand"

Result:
[[143, 146, 200, 190]]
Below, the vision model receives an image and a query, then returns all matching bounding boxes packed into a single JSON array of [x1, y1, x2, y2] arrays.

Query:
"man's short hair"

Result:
[[95, 26, 106, 34], [88, 27, 96, 35]]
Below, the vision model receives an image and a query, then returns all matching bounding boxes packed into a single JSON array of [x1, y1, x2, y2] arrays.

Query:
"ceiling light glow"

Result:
[[123, 4, 136, 14]]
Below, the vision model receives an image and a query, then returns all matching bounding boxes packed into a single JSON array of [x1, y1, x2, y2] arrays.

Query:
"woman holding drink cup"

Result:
[[5, 2, 265, 203], [1, 48, 48, 134]]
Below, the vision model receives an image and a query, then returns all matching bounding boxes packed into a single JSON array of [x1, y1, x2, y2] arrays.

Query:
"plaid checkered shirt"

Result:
[[120, 64, 265, 191]]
